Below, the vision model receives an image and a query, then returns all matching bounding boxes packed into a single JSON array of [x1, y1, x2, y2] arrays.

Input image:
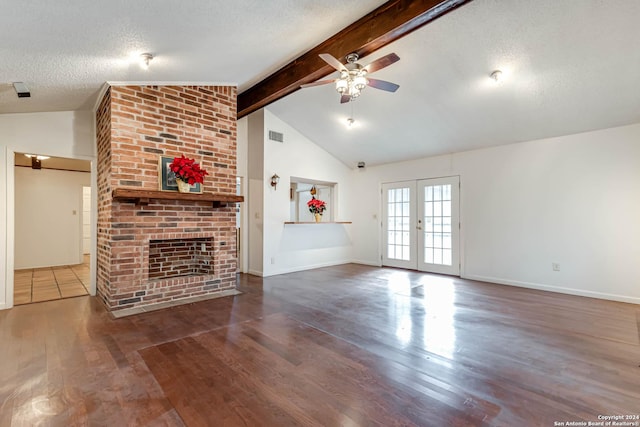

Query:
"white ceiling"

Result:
[[0, 0, 386, 113], [270, 0, 640, 166], [2, 0, 639, 167]]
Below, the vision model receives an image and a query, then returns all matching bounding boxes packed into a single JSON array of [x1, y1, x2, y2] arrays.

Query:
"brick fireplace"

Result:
[[96, 85, 239, 313]]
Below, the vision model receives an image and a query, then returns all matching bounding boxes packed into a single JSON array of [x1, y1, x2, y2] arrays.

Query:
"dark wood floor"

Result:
[[1, 264, 638, 426]]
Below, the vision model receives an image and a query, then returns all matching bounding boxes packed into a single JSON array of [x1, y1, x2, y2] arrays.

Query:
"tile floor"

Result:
[[14, 255, 90, 305]]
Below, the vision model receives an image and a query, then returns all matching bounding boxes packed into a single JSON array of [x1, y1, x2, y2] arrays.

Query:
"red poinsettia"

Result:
[[169, 155, 208, 185], [307, 197, 327, 214]]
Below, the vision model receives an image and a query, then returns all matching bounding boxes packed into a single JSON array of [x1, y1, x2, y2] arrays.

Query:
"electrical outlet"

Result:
[[552, 263, 560, 272], [270, 257, 275, 265]]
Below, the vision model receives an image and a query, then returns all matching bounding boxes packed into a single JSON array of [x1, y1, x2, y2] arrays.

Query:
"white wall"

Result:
[[352, 123, 640, 304], [247, 111, 265, 275], [82, 186, 91, 254], [0, 111, 96, 309], [14, 168, 91, 268], [0, 147, 6, 309], [261, 109, 353, 276], [236, 117, 249, 273]]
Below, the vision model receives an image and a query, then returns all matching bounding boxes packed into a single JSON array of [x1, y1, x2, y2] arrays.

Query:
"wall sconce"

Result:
[[270, 174, 280, 190]]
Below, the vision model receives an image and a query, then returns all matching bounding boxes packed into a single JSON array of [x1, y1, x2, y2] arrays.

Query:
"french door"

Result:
[[382, 182, 416, 269], [382, 177, 460, 275]]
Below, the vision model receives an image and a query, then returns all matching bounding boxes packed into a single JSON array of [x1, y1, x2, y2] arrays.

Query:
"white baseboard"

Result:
[[350, 259, 382, 267], [263, 260, 351, 277], [464, 274, 640, 305], [247, 269, 264, 277]]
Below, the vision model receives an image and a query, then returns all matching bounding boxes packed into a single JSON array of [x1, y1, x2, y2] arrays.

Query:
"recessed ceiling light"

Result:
[[346, 117, 355, 128], [140, 53, 153, 70], [490, 70, 503, 83]]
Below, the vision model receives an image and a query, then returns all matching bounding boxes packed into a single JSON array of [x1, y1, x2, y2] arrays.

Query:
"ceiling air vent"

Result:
[[268, 130, 284, 143]]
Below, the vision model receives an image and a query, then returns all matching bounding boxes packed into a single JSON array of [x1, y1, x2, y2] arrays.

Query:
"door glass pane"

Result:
[[424, 217, 433, 232], [424, 232, 433, 248], [442, 249, 452, 265], [434, 233, 442, 248], [443, 233, 451, 249], [433, 185, 442, 200], [434, 249, 443, 264], [443, 185, 451, 201], [387, 187, 411, 261], [425, 202, 433, 216], [402, 232, 410, 246], [434, 201, 442, 216], [425, 247, 434, 263], [423, 184, 453, 266]]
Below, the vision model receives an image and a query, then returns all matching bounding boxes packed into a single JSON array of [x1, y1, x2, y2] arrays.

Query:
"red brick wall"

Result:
[[148, 238, 214, 280], [95, 85, 238, 312], [96, 88, 113, 308]]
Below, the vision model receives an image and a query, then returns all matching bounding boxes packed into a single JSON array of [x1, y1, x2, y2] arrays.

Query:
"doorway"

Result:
[[13, 154, 92, 305], [382, 176, 460, 275]]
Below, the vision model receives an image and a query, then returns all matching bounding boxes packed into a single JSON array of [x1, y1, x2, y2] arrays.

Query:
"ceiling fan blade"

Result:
[[367, 78, 400, 92], [319, 53, 347, 72], [364, 53, 400, 74], [301, 79, 335, 88], [340, 94, 351, 104]]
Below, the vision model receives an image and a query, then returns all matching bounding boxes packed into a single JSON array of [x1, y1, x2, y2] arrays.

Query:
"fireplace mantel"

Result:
[[112, 188, 243, 207]]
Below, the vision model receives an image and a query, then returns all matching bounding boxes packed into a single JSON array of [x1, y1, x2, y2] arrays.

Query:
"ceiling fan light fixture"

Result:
[[304, 52, 400, 104], [335, 78, 348, 94], [353, 75, 367, 91]]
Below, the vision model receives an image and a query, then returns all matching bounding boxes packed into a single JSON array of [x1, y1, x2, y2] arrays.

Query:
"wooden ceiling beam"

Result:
[[237, 0, 473, 118]]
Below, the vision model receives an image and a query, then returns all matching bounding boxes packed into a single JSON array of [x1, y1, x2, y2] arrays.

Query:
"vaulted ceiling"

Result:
[[2, 0, 639, 167]]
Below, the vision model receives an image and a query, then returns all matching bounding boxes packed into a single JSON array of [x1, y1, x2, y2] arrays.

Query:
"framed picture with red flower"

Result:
[[158, 156, 203, 193]]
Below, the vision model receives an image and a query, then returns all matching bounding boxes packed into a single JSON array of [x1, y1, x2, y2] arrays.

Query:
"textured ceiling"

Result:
[[269, 0, 640, 166], [0, 0, 387, 113], [2, 0, 639, 168]]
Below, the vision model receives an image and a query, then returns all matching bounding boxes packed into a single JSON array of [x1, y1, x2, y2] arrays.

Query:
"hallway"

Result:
[[13, 255, 90, 305]]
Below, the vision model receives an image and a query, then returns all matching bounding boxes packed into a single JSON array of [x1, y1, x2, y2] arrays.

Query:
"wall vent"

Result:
[[268, 130, 284, 143]]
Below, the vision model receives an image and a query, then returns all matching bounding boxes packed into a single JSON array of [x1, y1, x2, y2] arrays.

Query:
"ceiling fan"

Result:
[[301, 52, 400, 103]]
